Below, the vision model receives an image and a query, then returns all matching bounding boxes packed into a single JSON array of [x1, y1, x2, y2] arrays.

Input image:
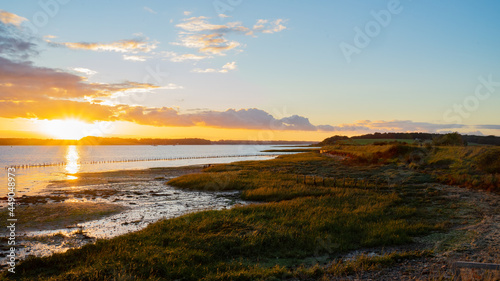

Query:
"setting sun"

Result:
[[39, 119, 94, 140]]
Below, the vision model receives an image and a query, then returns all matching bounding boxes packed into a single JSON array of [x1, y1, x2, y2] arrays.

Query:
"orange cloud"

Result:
[[0, 57, 158, 101], [0, 10, 26, 26], [0, 100, 118, 122], [49, 38, 157, 53]]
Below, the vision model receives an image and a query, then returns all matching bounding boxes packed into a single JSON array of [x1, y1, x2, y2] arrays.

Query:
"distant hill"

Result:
[[79, 137, 212, 145], [0, 137, 314, 146], [0, 137, 211, 146], [213, 140, 315, 145], [318, 132, 500, 146]]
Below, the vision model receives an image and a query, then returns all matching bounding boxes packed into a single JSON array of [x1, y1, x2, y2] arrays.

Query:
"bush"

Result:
[[476, 149, 500, 174], [432, 132, 464, 146]]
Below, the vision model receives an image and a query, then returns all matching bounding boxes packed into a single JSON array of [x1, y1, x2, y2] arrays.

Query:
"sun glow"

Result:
[[65, 145, 80, 177], [39, 119, 97, 140]]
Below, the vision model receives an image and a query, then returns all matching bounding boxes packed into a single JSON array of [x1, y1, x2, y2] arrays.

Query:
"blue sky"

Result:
[[1, 0, 499, 140]]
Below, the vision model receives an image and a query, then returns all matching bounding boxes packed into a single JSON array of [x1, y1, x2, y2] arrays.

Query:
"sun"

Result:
[[40, 119, 93, 140]]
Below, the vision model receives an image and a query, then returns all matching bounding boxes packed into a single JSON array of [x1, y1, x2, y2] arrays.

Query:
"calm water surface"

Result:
[[0, 145, 291, 195], [0, 144, 302, 263]]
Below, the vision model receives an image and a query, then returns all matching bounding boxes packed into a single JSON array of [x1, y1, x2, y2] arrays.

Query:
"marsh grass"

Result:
[[323, 144, 500, 192], [325, 250, 433, 276], [5, 152, 455, 280]]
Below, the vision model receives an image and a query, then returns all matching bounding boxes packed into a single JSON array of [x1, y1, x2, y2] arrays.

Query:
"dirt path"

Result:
[[329, 184, 500, 280]]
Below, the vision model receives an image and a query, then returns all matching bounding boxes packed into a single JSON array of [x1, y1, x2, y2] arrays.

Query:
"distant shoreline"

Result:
[[0, 137, 316, 146]]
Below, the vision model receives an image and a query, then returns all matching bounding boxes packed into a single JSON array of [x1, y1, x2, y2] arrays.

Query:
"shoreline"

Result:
[[1, 164, 249, 269]]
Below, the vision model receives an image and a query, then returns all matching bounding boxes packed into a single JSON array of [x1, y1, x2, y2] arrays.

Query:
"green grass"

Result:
[[321, 144, 500, 192], [338, 139, 415, 145], [6, 152, 453, 280], [325, 250, 433, 276]]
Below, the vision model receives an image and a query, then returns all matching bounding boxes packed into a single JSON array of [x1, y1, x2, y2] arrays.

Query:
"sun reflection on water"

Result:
[[65, 145, 80, 178]]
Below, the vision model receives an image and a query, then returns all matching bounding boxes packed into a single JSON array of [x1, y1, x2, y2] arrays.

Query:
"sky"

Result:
[[1, 0, 499, 141]]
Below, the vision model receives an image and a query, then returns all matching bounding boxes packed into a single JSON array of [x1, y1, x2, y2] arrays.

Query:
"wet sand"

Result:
[[0, 165, 248, 268]]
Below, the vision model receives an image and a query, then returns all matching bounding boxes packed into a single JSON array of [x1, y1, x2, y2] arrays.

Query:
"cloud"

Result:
[[192, 68, 217, 73], [0, 10, 26, 26], [475, 125, 500, 130], [0, 99, 119, 121], [183, 11, 192, 16], [0, 56, 158, 103], [162, 83, 183, 90], [313, 120, 468, 133], [2, 58, 493, 135], [176, 16, 237, 33], [262, 19, 287, 34], [192, 61, 237, 73], [316, 124, 370, 132], [119, 108, 334, 131], [173, 15, 287, 56], [462, 130, 485, 136], [222, 61, 236, 70], [49, 37, 157, 53], [247, 19, 288, 36], [173, 32, 240, 55], [70, 67, 97, 76], [169, 52, 208, 62], [143, 6, 157, 14], [0, 13, 38, 60], [123, 54, 149, 62], [218, 14, 231, 18], [363, 120, 465, 132]]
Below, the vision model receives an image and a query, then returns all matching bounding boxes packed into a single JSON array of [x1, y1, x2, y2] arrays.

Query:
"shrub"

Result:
[[476, 149, 500, 174], [432, 132, 464, 146]]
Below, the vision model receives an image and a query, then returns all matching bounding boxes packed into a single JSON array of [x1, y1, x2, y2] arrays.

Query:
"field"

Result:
[[4, 144, 499, 280]]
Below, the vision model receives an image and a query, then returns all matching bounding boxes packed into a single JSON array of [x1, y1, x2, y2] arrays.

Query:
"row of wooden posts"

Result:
[[5, 154, 281, 170]]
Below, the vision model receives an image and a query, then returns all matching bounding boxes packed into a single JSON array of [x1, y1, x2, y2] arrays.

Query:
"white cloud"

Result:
[[169, 53, 208, 62], [172, 15, 287, 57], [262, 19, 287, 33], [183, 11, 192, 16], [192, 68, 217, 73], [222, 61, 236, 70], [123, 55, 149, 62], [70, 67, 97, 76], [192, 61, 237, 73], [162, 83, 183, 90], [143, 6, 157, 14]]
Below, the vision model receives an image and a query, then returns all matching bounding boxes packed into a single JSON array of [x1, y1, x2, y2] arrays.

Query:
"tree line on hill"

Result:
[[318, 132, 500, 146]]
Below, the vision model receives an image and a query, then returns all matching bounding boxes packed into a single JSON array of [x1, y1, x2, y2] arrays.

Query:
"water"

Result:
[[0, 144, 299, 264], [0, 144, 290, 195]]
